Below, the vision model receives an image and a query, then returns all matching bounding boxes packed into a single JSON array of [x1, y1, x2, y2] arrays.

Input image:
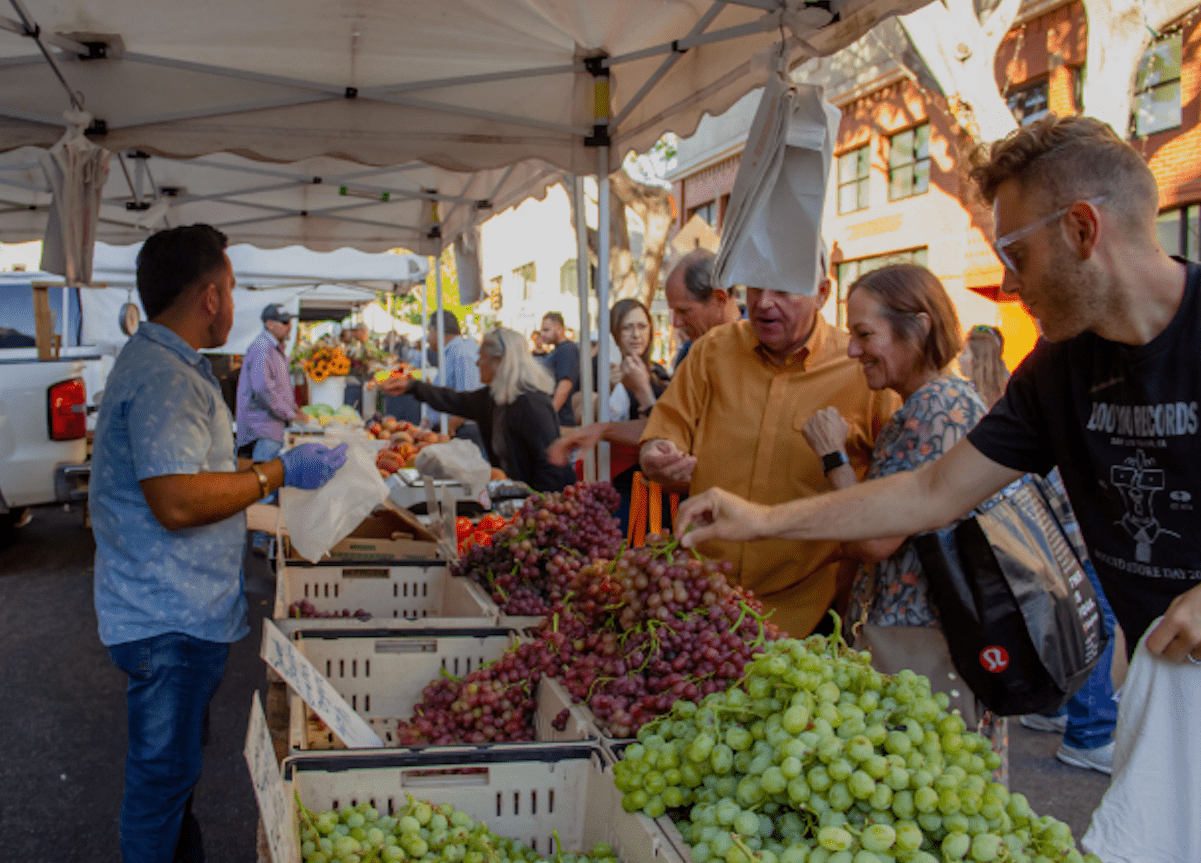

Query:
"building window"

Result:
[[837, 145, 871, 214], [1133, 31, 1182, 137], [888, 124, 930, 201], [689, 201, 716, 226], [514, 262, 536, 301], [486, 276, 503, 311], [834, 248, 929, 327], [560, 259, 581, 295], [1157, 204, 1201, 259], [1007, 79, 1050, 126]]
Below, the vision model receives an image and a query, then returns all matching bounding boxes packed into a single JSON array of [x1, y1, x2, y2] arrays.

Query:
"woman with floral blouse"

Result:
[[800, 263, 992, 725]]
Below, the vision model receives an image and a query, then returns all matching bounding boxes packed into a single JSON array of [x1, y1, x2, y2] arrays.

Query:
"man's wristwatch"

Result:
[[821, 450, 849, 475], [251, 463, 272, 499]]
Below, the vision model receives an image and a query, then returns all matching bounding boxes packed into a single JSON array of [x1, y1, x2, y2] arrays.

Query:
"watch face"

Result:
[[120, 302, 141, 336]]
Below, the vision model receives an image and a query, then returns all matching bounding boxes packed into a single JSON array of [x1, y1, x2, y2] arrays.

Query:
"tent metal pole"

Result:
[[609, 0, 726, 129], [105, 95, 341, 131], [616, 60, 752, 145], [366, 63, 584, 96], [0, 105, 69, 127], [571, 175, 595, 483], [420, 273, 429, 427], [435, 252, 448, 436], [603, 15, 778, 67], [368, 93, 593, 137], [596, 150, 611, 482]]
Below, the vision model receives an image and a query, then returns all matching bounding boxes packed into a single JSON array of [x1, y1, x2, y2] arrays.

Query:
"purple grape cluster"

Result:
[[452, 482, 622, 616], [288, 599, 370, 620]]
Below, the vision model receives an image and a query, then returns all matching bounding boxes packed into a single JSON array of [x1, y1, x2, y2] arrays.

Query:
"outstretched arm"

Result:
[[676, 437, 1021, 547]]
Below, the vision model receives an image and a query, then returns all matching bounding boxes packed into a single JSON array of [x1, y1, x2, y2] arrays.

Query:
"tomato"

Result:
[[478, 514, 505, 533], [455, 516, 474, 540], [471, 530, 493, 548]]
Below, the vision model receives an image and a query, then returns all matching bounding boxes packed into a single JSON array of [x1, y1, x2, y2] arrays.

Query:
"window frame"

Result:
[[1006, 78, 1051, 126], [887, 123, 931, 201], [837, 144, 871, 214], [1132, 30, 1183, 138], [834, 248, 929, 327]]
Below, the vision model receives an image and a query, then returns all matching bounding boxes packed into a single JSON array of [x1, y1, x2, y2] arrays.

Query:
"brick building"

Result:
[[668, 0, 1201, 369]]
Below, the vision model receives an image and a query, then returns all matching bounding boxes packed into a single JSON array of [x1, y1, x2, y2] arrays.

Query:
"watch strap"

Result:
[[821, 450, 849, 475], [251, 463, 271, 498]]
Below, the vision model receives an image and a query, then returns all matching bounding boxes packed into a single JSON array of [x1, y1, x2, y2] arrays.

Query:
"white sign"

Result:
[[260, 620, 384, 749], [244, 693, 300, 863]]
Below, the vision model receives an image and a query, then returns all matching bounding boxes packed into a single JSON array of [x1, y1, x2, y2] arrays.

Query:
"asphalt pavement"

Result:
[[0, 504, 1113, 861]]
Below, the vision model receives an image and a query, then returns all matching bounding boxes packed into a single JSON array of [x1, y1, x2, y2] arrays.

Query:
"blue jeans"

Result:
[[251, 438, 283, 505], [109, 633, 229, 863], [1047, 561, 1118, 750]]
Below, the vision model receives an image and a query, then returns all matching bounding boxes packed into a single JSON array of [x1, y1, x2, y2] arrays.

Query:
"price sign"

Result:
[[244, 693, 300, 863], [260, 620, 383, 749]]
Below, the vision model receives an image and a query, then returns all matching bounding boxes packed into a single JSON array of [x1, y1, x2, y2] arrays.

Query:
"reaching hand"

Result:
[[1145, 581, 1201, 663], [801, 407, 850, 458], [675, 487, 772, 548], [547, 423, 608, 466], [279, 442, 349, 490], [368, 374, 413, 396], [639, 438, 696, 486], [620, 355, 653, 403]]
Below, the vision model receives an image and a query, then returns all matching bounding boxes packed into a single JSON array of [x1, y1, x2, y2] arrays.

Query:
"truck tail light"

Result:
[[48, 378, 87, 441]]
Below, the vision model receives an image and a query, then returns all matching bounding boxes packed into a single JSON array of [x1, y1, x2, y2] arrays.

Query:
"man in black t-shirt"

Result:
[[675, 115, 1201, 669], [538, 311, 580, 428]]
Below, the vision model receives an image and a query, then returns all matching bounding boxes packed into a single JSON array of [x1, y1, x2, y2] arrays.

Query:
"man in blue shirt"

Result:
[[538, 311, 580, 427], [90, 224, 347, 863], [425, 310, 481, 433]]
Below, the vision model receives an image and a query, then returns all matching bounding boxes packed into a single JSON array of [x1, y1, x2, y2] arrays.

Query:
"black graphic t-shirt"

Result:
[[968, 259, 1201, 648]]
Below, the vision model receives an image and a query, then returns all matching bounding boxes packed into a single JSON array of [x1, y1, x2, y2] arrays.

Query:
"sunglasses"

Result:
[[992, 195, 1107, 275]]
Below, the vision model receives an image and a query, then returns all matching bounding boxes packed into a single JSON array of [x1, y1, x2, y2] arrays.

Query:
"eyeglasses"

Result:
[[992, 195, 1107, 275]]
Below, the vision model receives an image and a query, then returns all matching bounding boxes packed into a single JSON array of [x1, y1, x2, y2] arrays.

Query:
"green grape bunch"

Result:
[[296, 794, 620, 863], [613, 624, 1101, 863]]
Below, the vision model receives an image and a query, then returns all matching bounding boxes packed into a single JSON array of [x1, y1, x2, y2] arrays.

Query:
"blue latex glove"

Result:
[[279, 442, 349, 490]]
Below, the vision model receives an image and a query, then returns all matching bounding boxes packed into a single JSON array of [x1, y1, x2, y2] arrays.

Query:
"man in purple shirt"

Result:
[[235, 303, 298, 464]]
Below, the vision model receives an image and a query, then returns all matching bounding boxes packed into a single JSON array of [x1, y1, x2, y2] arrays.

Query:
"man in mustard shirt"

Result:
[[640, 271, 897, 638]]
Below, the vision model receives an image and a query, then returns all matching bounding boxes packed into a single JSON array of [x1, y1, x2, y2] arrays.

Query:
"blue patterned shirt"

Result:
[[90, 322, 249, 647]]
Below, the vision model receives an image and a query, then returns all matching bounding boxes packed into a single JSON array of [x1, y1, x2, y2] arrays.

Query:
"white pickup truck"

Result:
[[0, 281, 100, 542]]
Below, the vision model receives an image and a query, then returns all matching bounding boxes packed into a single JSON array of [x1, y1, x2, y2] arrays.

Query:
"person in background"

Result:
[[958, 324, 1010, 408], [236, 303, 297, 464], [961, 325, 1120, 772], [235, 302, 300, 553], [539, 311, 580, 428], [548, 252, 729, 463], [90, 224, 346, 863], [639, 250, 898, 638], [665, 248, 741, 367], [423, 310, 481, 440], [375, 328, 577, 492], [604, 298, 672, 531]]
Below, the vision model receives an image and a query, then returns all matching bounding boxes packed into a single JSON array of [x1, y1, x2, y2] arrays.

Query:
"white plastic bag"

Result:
[[1081, 619, 1201, 862], [414, 439, 492, 498], [714, 66, 840, 296], [279, 442, 389, 563]]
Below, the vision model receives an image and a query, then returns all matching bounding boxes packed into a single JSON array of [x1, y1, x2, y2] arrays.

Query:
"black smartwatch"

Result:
[[821, 450, 848, 475]]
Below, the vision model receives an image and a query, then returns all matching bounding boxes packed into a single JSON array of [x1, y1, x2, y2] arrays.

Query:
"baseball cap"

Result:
[[261, 303, 293, 323]]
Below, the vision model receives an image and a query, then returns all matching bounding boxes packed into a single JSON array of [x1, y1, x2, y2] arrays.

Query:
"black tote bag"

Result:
[[913, 476, 1108, 716]]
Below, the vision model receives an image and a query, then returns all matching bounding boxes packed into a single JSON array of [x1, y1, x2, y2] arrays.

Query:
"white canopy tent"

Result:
[[0, 0, 930, 475]]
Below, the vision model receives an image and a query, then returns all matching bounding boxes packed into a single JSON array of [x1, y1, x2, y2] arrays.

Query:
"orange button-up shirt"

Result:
[[642, 317, 899, 638]]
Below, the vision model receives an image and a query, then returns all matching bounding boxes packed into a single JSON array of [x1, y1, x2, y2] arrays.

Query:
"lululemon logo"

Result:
[[980, 646, 1009, 673]]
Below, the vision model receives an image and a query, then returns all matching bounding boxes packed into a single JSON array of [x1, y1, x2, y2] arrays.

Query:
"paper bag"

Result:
[[714, 69, 840, 296], [279, 442, 389, 563]]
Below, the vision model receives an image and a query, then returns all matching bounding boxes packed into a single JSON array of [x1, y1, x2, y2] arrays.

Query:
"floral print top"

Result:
[[847, 376, 988, 628]]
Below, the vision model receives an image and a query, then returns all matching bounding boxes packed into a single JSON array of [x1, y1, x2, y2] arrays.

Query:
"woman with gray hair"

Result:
[[375, 328, 577, 491]]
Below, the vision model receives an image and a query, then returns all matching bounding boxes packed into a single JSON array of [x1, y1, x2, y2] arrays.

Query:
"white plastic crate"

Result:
[[286, 626, 597, 750], [274, 558, 499, 627], [281, 744, 687, 863]]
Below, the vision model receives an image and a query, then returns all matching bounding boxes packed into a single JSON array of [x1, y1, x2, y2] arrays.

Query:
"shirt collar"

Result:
[[136, 321, 214, 377], [744, 314, 830, 370]]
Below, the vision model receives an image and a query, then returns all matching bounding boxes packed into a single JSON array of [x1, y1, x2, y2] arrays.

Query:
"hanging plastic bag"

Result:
[[1082, 623, 1201, 862], [414, 439, 492, 498], [279, 442, 389, 563], [714, 63, 840, 296]]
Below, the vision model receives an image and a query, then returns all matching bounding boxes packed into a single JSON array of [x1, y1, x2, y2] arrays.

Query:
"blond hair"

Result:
[[482, 328, 553, 405], [965, 327, 1009, 409]]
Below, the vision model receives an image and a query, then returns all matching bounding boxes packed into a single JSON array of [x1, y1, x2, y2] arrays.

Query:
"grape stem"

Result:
[[294, 790, 320, 837], [729, 832, 763, 863]]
